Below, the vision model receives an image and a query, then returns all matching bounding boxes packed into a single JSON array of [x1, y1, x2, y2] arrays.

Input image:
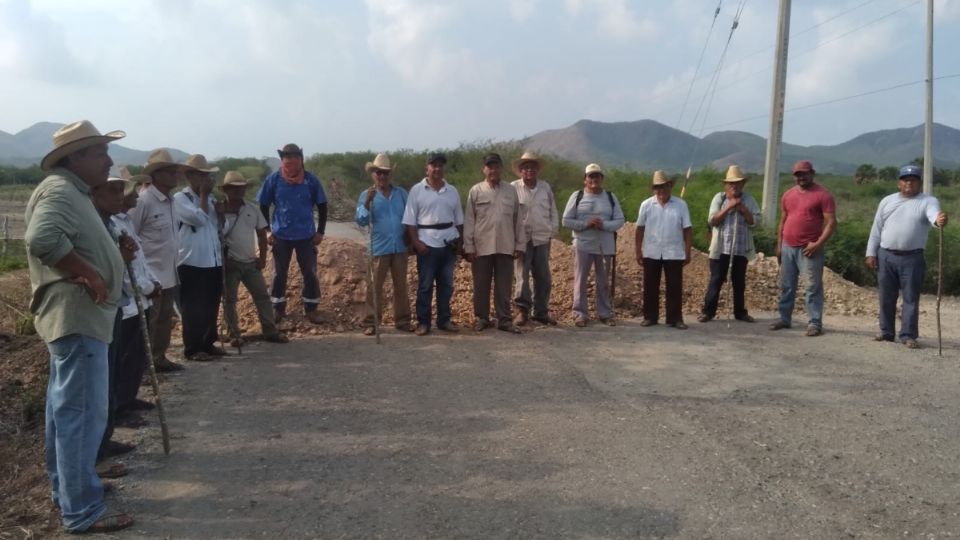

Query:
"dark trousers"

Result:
[[114, 309, 148, 412], [878, 248, 925, 341], [415, 245, 456, 328], [178, 265, 223, 357], [642, 258, 684, 325], [271, 237, 320, 313], [701, 254, 749, 318], [99, 308, 123, 458], [472, 253, 515, 325]]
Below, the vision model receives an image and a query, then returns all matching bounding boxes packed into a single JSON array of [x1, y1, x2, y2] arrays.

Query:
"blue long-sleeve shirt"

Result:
[[355, 186, 409, 256]]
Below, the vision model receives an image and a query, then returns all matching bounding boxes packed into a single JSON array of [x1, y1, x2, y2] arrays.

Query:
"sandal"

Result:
[[95, 462, 128, 479], [81, 512, 134, 534]]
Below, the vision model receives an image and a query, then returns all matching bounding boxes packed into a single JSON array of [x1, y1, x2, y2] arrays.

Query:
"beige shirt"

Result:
[[463, 180, 526, 257], [224, 201, 268, 263], [127, 184, 179, 289], [511, 178, 559, 247]]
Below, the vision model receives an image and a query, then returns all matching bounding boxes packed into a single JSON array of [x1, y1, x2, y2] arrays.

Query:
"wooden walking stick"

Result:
[[120, 233, 171, 455], [937, 225, 944, 357], [367, 189, 381, 344]]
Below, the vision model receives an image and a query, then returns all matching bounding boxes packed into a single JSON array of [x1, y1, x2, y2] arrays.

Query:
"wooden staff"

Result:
[[937, 225, 944, 357]]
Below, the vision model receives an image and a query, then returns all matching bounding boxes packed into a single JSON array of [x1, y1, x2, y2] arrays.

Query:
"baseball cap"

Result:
[[426, 152, 447, 165], [898, 165, 922, 179], [792, 160, 815, 174]]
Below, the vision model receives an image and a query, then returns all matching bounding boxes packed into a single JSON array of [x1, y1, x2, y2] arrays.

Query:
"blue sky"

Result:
[[1, 0, 959, 159]]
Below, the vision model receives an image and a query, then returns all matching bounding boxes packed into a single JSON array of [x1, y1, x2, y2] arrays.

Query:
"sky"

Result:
[[1, 0, 959, 160]]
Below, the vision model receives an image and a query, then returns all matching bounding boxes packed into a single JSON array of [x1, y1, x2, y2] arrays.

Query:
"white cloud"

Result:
[[0, 0, 90, 84], [564, 0, 658, 42], [508, 0, 538, 22]]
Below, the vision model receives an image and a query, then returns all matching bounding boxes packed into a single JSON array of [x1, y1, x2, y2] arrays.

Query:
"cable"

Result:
[[675, 1, 723, 129]]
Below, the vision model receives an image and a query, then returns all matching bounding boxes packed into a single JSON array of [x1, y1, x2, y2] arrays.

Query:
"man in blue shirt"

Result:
[[257, 143, 328, 324], [355, 153, 413, 335], [865, 165, 948, 348]]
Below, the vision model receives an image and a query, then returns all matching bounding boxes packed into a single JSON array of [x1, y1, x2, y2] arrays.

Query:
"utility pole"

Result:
[[761, 0, 792, 227], [923, 0, 934, 194]]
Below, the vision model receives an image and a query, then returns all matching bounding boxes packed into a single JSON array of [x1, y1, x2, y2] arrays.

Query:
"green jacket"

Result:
[[24, 169, 124, 343]]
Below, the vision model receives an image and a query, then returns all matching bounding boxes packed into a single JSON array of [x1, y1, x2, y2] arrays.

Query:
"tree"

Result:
[[878, 166, 898, 181], [854, 163, 877, 184]]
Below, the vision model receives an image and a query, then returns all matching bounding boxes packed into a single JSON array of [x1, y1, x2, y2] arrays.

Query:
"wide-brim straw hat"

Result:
[[723, 165, 746, 183], [41, 120, 125, 171], [221, 170, 249, 187], [107, 176, 138, 197], [512, 151, 546, 177], [584, 163, 604, 177], [364, 153, 393, 174], [183, 154, 219, 173], [652, 170, 672, 186], [143, 149, 184, 176]]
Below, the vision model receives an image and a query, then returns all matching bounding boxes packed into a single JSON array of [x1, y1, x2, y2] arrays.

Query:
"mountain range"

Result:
[[4, 120, 960, 174]]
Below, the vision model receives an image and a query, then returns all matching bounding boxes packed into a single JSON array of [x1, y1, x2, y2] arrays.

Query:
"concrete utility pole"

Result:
[[761, 0, 792, 227], [923, 0, 934, 194]]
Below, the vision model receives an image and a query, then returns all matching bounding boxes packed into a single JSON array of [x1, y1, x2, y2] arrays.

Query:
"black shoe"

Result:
[[154, 358, 185, 372], [115, 412, 149, 429], [697, 313, 713, 323], [101, 440, 136, 459]]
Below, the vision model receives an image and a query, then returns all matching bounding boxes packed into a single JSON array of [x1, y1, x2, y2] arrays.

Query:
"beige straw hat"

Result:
[[652, 170, 672, 186], [41, 120, 126, 171], [364, 153, 393, 173], [143, 149, 183, 176], [512, 151, 546, 177], [107, 176, 138, 197], [221, 170, 249, 187], [183, 154, 220, 173], [723, 165, 746, 183]]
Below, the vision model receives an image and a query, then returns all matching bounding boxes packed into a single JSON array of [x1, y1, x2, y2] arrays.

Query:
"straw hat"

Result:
[[107, 176, 138, 197], [221, 170, 249, 187], [512, 151, 546, 177], [183, 154, 219, 173], [584, 163, 604, 177], [652, 170, 672, 185], [364, 153, 393, 173], [41, 120, 126, 171], [143, 149, 183, 175], [129, 174, 151, 185], [723, 165, 746, 183]]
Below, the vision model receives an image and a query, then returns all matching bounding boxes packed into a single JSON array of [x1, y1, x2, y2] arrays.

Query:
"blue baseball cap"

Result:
[[898, 165, 922, 179]]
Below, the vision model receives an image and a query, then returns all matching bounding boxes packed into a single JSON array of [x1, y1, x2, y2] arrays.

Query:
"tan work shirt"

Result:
[[463, 180, 526, 257], [511, 178, 559, 247], [127, 184, 179, 289]]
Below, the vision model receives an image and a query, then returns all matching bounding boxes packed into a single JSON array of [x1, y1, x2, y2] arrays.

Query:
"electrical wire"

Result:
[[675, 1, 723, 129]]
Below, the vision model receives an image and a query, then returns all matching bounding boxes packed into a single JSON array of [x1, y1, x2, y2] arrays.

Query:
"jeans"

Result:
[[271, 237, 320, 313], [224, 259, 280, 338], [415, 245, 456, 328], [572, 249, 613, 321], [701, 254, 749, 318], [878, 248, 925, 341], [513, 241, 552, 318], [178, 265, 223, 357], [45, 334, 108, 532], [778, 244, 824, 329]]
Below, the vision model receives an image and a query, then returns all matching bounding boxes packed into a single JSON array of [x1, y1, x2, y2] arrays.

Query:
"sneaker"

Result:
[[513, 309, 529, 327], [414, 324, 430, 336], [805, 326, 822, 337], [697, 313, 713, 323], [437, 321, 460, 332], [769, 320, 790, 331], [531, 314, 558, 326]]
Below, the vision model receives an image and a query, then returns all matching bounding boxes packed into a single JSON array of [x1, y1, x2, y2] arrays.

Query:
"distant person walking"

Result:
[[770, 160, 837, 336], [402, 152, 464, 336], [128, 149, 185, 372], [257, 144, 328, 324], [562, 163, 625, 327], [698, 165, 760, 323], [175, 154, 226, 361], [635, 171, 692, 329], [865, 165, 948, 348], [463, 153, 526, 333], [511, 151, 559, 326], [355, 153, 414, 335], [220, 171, 289, 345], [25, 120, 133, 533]]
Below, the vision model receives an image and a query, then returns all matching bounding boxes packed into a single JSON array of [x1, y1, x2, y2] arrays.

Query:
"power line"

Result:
[[675, 1, 723, 129]]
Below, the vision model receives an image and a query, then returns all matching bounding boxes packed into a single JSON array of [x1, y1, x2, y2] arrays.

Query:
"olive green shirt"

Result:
[[24, 169, 124, 343]]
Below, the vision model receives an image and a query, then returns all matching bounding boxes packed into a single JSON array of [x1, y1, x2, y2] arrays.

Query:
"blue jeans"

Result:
[[45, 334, 109, 532], [878, 248, 925, 341], [778, 244, 824, 329], [415, 245, 456, 328]]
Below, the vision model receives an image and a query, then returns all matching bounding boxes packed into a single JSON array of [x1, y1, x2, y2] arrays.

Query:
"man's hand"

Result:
[[266, 232, 275, 246], [118, 235, 138, 263], [313, 233, 324, 246], [413, 240, 428, 255], [67, 274, 108, 304], [683, 253, 691, 267], [147, 281, 162, 300], [802, 241, 821, 258], [865, 256, 878, 270], [936, 212, 948, 228], [587, 217, 603, 229], [635, 251, 644, 267], [464, 253, 476, 263], [365, 187, 377, 209], [513, 250, 524, 260], [775, 242, 782, 264]]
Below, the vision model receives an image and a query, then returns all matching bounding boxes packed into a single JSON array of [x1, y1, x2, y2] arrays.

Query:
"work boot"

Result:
[[513, 308, 528, 327], [306, 311, 324, 324], [273, 306, 286, 324]]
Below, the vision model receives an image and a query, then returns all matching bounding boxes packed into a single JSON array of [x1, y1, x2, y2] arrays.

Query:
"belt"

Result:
[[882, 248, 923, 256], [417, 222, 454, 230]]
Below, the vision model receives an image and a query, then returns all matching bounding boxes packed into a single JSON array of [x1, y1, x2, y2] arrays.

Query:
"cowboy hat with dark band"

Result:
[[41, 120, 125, 171]]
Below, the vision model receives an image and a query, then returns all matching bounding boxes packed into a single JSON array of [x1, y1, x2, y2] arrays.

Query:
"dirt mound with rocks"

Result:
[[233, 223, 878, 337]]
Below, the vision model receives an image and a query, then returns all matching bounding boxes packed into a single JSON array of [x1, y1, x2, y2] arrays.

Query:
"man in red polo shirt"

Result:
[[770, 160, 836, 336]]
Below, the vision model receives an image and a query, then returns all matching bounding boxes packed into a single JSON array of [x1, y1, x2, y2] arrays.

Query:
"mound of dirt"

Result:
[[233, 223, 879, 337]]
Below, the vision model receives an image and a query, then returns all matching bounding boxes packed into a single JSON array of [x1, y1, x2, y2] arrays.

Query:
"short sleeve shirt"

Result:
[[781, 183, 836, 247], [636, 196, 692, 260], [224, 201, 268, 263]]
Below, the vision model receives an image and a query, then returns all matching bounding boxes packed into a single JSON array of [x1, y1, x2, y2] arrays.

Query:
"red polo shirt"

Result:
[[781, 183, 836, 247]]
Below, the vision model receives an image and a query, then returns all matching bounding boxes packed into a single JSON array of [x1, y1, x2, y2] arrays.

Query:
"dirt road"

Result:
[[81, 300, 960, 539]]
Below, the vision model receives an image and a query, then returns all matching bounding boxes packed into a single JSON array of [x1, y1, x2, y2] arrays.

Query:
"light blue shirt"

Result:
[[174, 188, 222, 268], [355, 185, 409, 256], [561, 190, 625, 255], [866, 192, 941, 256]]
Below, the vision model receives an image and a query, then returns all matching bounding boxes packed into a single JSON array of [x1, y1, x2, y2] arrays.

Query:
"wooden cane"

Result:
[[937, 225, 944, 357], [368, 191, 381, 344]]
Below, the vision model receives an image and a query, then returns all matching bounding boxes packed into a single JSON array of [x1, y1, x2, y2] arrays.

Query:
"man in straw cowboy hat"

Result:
[[175, 154, 227, 361], [220, 170, 289, 345], [256, 143, 328, 325], [463, 153, 526, 333], [402, 152, 464, 336], [770, 160, 836, 337], [511, 151, 559, 326], [698, 165, 761, 323], [865, 164, 948, 349], [635, 170, 692, 329], [128, 148, 187, 372], [25, 120, 134, 533], [355, 153, 414, 335], [562, 163, 625, 327]]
